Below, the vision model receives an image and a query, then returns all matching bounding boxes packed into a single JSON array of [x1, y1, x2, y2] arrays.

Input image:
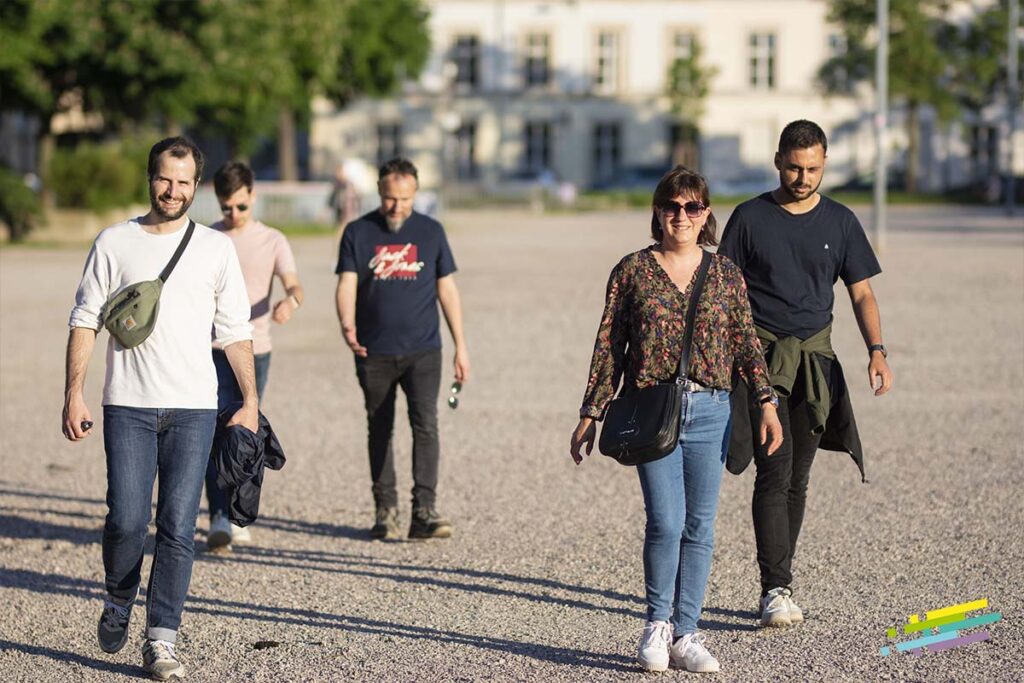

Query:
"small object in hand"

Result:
[[447, 381, 462, 410], [80, 420, 94, 432]]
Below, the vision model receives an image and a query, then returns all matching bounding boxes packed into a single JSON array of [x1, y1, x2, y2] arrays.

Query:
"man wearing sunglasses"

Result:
[[719, 120, 893, 629], [204, 161, 304, 551]]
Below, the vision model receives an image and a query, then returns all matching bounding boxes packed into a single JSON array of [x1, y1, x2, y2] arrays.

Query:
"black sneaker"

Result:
[[370, 506, 401, 540], [97, 594, 135, 654], [408, 507, 452, 539]]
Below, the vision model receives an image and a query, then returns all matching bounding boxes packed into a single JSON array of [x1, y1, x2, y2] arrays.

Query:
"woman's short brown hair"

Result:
[[650, 165, 718, 247]]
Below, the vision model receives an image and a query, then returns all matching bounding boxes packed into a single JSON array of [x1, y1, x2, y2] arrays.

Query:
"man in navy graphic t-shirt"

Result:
[[335, 158, 470, 540]]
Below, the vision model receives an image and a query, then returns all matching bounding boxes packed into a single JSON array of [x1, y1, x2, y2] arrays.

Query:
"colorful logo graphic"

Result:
[[881, 598, 1001, 657], [369, 243, 424, 280]]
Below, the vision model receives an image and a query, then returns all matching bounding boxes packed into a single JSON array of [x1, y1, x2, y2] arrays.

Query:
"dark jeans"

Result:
[[750, 374, 823, 596], [355, 348, 442, 510], [102, 405, 217, 643], [205, 348, 271, 518]]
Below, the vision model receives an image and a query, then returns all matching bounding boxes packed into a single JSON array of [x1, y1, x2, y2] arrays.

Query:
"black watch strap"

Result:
[[868, 343, 887, 358]]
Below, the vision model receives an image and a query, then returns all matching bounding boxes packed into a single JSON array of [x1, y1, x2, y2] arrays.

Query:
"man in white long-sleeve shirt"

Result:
[[61, 137, 257, 681]]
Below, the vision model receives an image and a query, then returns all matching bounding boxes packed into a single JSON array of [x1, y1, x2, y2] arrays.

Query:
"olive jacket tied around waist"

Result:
[[726, 321, 866, 482]]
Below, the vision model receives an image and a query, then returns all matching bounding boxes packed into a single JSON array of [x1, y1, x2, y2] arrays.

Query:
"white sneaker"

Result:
[[142, 639, 184, 680], [670, 631, 720, 673], [207, 513, 232, 550], [637, 620, 672, 672], [759, 587, 792, 627], [230, 523, 252, 544], [785, 592, 803, 624]]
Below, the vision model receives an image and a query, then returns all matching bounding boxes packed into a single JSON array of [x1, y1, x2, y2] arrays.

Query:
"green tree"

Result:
[[665, 37, 717, 170], [820, 0, 959, 192]]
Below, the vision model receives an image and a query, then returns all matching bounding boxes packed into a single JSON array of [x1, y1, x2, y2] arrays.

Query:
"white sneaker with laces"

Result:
[[207, 512, 232, 550], [670, 631, 720, 673], [759, 587, 792, 627], [230, 523, 252, 544], [142, 639, 184, 680], [637, 620, 672, 672]]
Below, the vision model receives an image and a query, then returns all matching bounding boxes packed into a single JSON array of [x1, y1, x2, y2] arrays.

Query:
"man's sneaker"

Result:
[[207, 512, 232, 550], [670, 631, 720, 673], [759, 587, 793, 627], [142, 639, 184, 680], [97, 592, 136, 653], [230, 523, 252, 544], [785, 591, 804, 624], [636, 620, 672, 672], [370, 506, 401, 540], [408, 507, 452, 539]]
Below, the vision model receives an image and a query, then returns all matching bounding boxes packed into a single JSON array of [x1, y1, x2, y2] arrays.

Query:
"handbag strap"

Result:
[[674, 249, 713, 383], [158, 220, 196, 283]]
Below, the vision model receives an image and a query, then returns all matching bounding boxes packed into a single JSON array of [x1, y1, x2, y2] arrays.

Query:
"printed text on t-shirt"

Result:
[[370, 243, 425, 280]]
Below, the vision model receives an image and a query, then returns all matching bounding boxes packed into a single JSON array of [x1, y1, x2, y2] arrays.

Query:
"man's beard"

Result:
[[384, 216, 406, 232], [149, 185, 194, 221], [782, 176, 822, 201]]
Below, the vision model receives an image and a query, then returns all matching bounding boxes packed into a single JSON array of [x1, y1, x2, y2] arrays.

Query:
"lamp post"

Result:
[[874, 0, 889, 254], [439, 60, 460, 214]]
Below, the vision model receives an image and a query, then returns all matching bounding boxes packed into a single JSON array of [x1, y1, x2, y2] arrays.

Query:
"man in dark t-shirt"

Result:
[[719, 120, 893, 629], [335, 158, 470, 540]]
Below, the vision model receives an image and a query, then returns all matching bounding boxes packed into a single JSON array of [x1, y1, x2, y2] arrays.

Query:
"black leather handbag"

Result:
[[598, 250, 712, 466]]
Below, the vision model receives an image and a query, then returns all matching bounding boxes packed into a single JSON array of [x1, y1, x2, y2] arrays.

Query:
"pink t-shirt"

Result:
[[212, 220, 297, 354]]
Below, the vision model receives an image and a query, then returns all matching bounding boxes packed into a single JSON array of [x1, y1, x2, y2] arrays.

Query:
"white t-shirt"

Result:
[[69, 217, 253, 409]]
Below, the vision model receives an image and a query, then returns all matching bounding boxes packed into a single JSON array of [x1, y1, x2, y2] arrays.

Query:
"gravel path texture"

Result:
[[1, 206, 1022, 682]]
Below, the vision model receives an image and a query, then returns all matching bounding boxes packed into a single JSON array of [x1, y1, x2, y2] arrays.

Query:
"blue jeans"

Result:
[[102, 406, 217, 643], [636, 389, 732, 636], [205, 349, 271, 518]]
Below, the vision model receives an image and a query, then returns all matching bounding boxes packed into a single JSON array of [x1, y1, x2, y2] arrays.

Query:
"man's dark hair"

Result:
[[378, 157, 419, 182], [213, 161, 255, 198], [650, 165, 718, 246], [147, 136, 205, 182], [778, 120, 828, 155]]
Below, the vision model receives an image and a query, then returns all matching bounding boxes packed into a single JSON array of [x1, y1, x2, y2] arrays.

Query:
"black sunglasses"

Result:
[[220, 203, 250, 214], [659, 200, 706, 218]]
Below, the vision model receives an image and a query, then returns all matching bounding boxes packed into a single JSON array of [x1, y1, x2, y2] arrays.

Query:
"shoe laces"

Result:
[[683, 631, 710, 656], [642, 620, 672, 648], [146, 639, 177, 661], [101, 599, 131, 625]]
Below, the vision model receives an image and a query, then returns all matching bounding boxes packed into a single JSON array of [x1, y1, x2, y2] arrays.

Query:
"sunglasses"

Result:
[[659, 200, 707, 218], [220, 203, 250, 215], [447, 381, 462, 410]]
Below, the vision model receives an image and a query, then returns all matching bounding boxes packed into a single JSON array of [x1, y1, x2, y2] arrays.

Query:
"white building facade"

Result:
[[308, 0, 1017, 195]]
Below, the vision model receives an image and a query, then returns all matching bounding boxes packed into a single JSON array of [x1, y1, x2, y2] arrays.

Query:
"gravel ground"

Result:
[[1, 206, 1022, 682]]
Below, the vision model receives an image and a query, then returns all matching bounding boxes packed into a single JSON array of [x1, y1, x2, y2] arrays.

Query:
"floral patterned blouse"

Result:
[[580, 246, 774, 420]]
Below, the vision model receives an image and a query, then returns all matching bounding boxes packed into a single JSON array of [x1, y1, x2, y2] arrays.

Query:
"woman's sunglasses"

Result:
[[447, 381, 462, 409], [659, 200, 706, 219], [220, 203, 250, 215]]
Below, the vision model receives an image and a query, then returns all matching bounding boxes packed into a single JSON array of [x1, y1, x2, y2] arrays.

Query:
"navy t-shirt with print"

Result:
[[336, 210, 457, 356], [718, 192, 881, 340]]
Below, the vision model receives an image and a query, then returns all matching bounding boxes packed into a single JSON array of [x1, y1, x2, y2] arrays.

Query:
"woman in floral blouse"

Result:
[[569, 166, 782, 674]]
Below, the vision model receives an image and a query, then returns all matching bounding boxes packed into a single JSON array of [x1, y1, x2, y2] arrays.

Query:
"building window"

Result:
[[827, 33, 848, 90], [524, 33, 551, 87], [376, 124, 401, 166], [454, 122, 477, 180], [524, 122, 552, 173], [595, 31, 621, 94], [748, 32, 776, 89], [592, 122, 621, 183], [452, 35, 480, 89]]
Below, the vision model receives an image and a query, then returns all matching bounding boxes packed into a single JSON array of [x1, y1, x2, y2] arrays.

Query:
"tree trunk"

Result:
[[37, 125, 56, 209], [277, 108, 298, 181], [905, 102, 920, 194]]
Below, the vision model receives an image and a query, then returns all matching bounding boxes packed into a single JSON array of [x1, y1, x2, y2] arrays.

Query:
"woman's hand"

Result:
[[570, 417, 597, 465], [759, 404, 783, 456]]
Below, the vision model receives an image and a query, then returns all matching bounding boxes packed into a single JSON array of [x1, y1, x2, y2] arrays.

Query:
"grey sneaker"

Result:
[[207, 512, 232, 550], [759, 587, 793, 628], [408, 507, 452, 539], [370, 506, 401, 540], [97, 593, 136, 653], [670, 631, 720, 673], [142, 639, 184, 680]]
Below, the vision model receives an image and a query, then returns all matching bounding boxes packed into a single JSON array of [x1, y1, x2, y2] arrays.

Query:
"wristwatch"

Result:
[[758, 391, 780, 408], [868, 343, 887, 358]]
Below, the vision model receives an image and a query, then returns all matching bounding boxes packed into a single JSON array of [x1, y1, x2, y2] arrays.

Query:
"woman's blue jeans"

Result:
[[636, 389, 732, 636], [102, 405, 217, 643]]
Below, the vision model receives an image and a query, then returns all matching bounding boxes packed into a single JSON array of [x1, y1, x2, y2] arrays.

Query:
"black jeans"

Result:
[[750, 366, 825, 595], [355, 349, 442, 510]]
